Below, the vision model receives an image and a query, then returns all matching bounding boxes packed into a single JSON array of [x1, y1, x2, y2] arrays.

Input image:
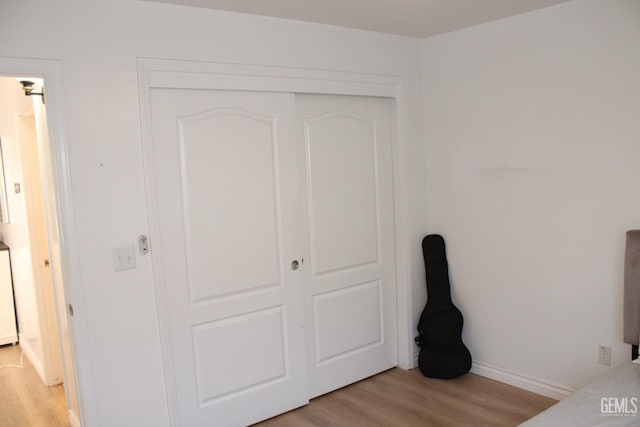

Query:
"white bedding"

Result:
[[520, 362, 640, 426]]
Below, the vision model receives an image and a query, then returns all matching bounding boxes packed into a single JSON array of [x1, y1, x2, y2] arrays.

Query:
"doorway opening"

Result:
[[0, 76, 81, 426]]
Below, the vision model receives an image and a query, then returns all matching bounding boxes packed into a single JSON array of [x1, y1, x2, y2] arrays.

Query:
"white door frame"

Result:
[[138, 57, 415, 424], [0, 57, 98, 427]]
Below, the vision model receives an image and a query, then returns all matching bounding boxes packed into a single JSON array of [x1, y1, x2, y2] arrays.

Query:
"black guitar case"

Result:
[[415, 234, 472, 379]]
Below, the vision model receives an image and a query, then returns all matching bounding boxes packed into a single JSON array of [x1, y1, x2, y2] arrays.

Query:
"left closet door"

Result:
[[148, 89, 308, 426]]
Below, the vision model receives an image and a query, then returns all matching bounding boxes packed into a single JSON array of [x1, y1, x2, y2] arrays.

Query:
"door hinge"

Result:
[[68, 303, 74, 317]]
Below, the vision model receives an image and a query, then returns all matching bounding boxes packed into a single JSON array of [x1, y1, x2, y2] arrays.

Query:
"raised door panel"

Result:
[[305, 113, 379, 276], [148, 89, 307, 426], [192, 307, 287, 404], [313, 280, 383, 364], [179, 109, 280, 301]]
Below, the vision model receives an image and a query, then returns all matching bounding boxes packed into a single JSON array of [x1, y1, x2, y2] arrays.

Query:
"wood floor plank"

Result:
[[0, 344, 68, 427], [255, 368, 557, 427]]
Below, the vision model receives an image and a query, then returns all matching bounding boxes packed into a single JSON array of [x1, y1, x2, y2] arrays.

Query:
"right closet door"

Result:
[[296, 94, 398, 398]]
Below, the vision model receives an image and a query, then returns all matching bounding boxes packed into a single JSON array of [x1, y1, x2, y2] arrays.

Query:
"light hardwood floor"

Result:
[[0, 344, 68, 427], [0, 343, 557, 427], [255, 368, 557, 427]]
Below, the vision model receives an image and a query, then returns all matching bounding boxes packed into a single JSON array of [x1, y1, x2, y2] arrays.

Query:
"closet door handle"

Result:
[[291, 260, 300, 270]]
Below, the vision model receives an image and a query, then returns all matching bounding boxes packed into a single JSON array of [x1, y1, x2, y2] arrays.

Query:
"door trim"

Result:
[[0, 56, 97, 427], [138, 58, 414, 425], [141, 58, 398, 97]]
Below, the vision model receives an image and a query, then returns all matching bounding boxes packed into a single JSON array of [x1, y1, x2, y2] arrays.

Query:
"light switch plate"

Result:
[[112, 245, 136, 271]]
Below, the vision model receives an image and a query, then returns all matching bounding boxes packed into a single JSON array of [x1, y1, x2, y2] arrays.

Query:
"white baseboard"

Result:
[[68, 410, 81, 427], [471, 360, 574, 400], [19, 336, 48, 386], [413, 352, 574, 400]]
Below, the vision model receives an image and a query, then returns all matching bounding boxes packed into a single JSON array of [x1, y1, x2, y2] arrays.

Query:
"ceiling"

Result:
[[145, 0, 572, 38]]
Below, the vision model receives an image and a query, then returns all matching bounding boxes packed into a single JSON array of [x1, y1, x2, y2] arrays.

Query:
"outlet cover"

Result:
[[598, 345, 611, 366]]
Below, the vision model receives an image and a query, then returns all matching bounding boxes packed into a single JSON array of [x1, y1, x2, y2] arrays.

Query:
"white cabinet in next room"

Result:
[[0, 242, 17, 346]]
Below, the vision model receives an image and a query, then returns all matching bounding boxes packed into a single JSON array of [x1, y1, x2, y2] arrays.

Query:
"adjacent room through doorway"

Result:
[[0, 76, 80, 427]]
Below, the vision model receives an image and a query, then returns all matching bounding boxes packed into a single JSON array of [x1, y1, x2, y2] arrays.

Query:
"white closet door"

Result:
[[296, 94, 398, 398], [148, 89, 308, 426]]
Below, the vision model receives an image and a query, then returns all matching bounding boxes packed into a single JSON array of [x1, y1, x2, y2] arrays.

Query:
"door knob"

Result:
[[291, 260, 300, 270]]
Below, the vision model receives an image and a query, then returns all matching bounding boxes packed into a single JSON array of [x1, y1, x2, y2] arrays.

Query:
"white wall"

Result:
[[420, 0, 640, 390], [0, 2, 426, 425]]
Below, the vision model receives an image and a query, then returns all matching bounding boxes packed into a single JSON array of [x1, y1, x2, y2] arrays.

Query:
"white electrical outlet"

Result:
[[598, 345, 611, 366], [112, 245, 136, 271]]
